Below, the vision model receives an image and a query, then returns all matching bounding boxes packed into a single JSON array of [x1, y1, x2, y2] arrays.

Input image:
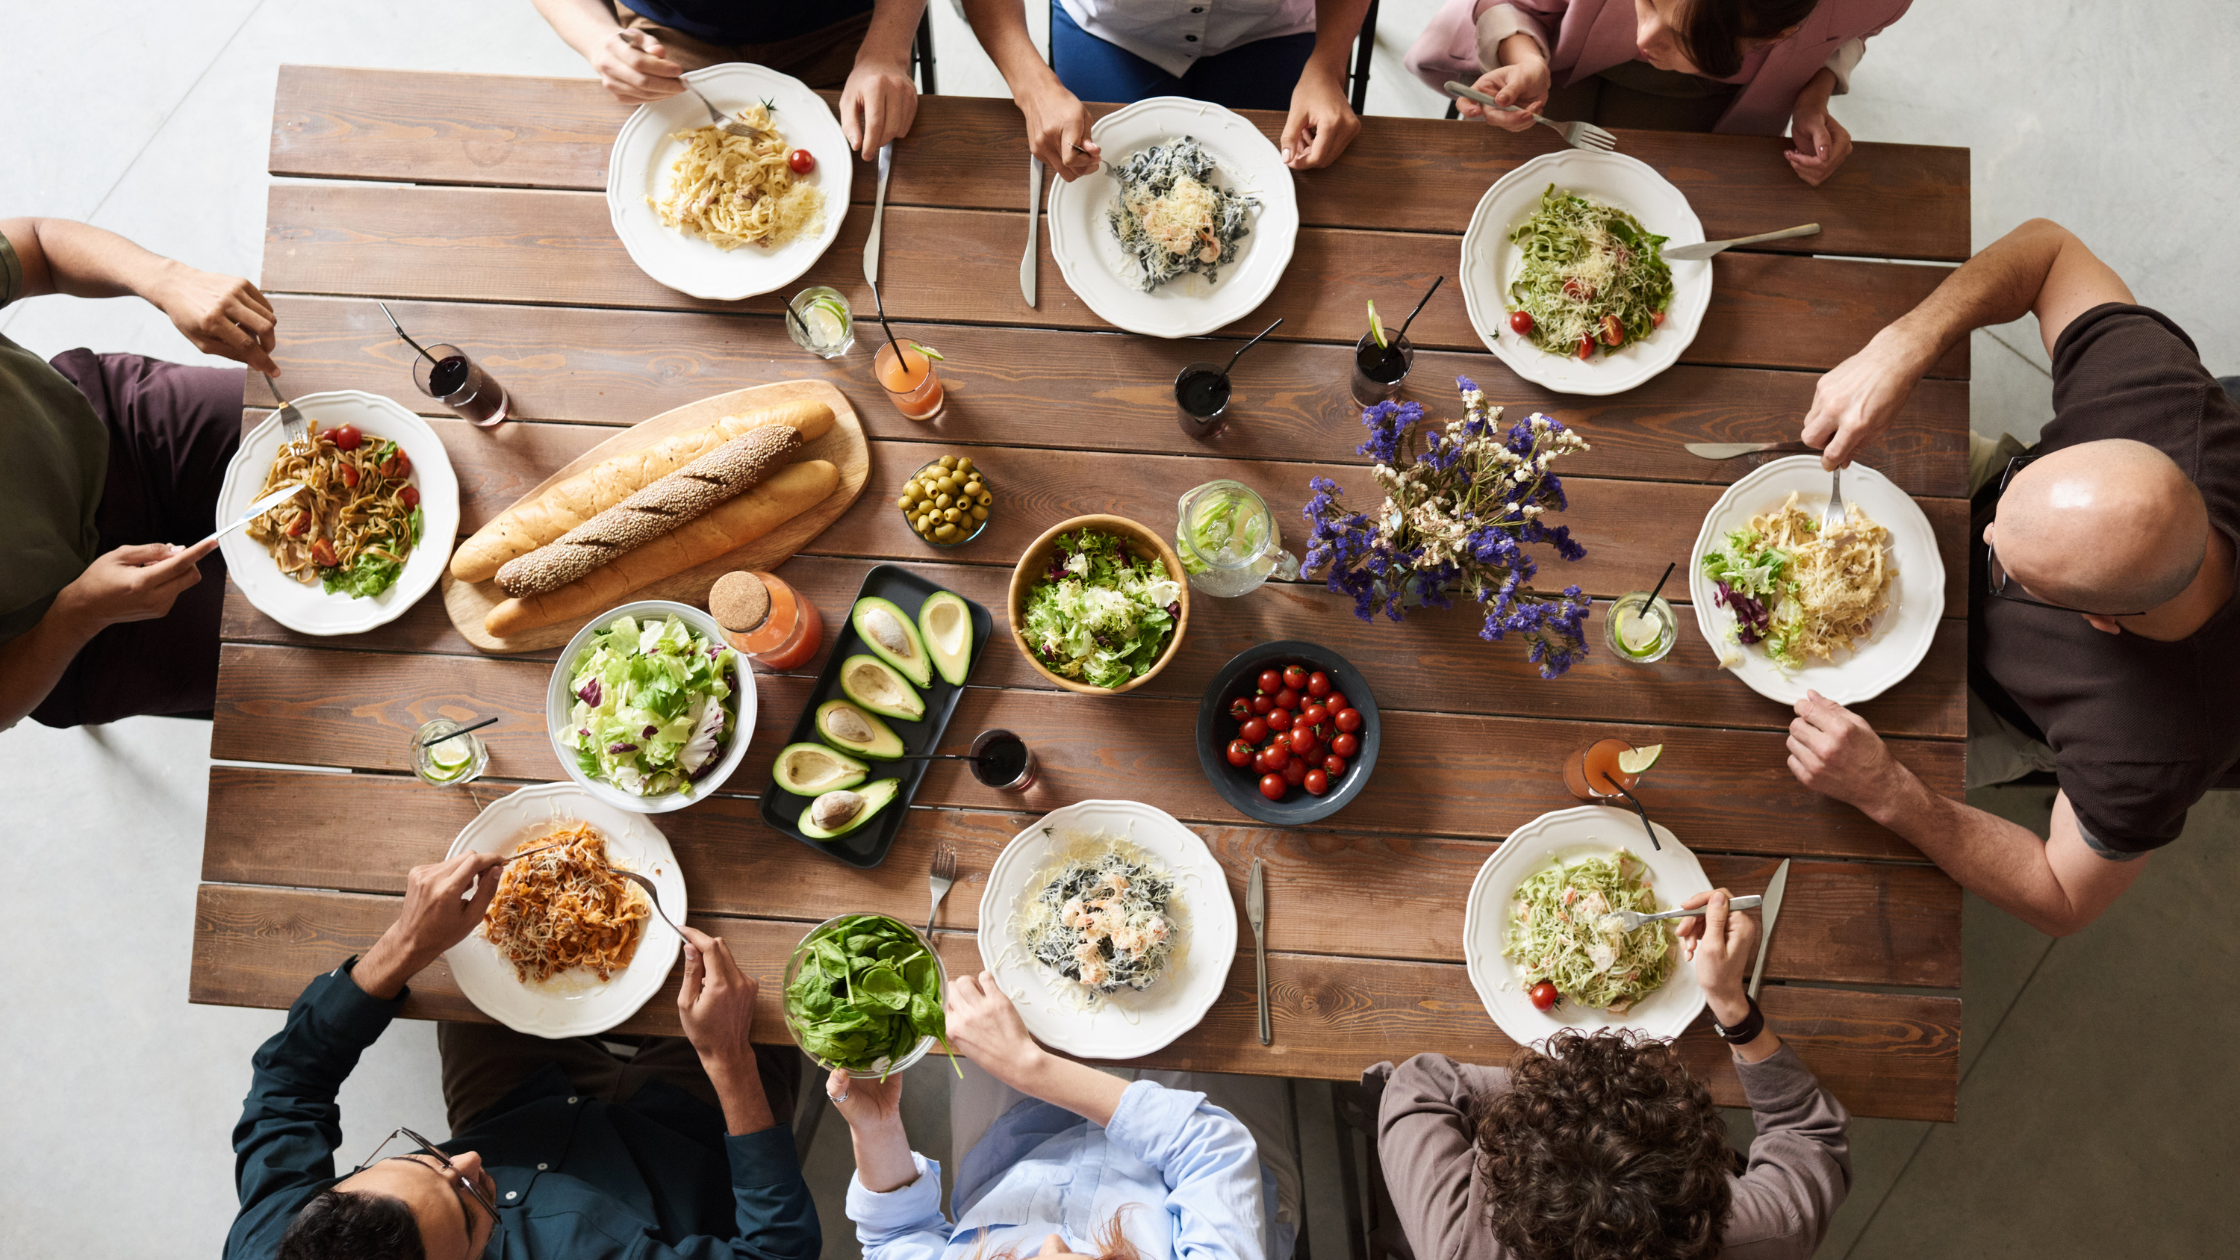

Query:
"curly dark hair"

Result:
[[279, 1189, 426, 1260], [1471, 1029, 1734, 1260]]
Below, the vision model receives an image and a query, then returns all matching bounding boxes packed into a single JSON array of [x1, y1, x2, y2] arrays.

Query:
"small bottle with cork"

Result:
[[709, 570, 823, 672]]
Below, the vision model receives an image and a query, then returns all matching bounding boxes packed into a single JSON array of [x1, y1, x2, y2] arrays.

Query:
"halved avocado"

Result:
[[773, 742, 870, 796], [814, 699, 905, 760], [852, 596, 932, 687], [798, 779, 902, 839], [918, 590, 974, 687], [839, 653, 925, 721]]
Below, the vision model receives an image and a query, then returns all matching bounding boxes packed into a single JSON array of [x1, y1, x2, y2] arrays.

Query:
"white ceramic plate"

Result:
[[606, 64, 852, 301], [1689, 456, 1945, 706], [546, 601, 758, 814], [443, 782, 687, 1039], [1045, 97, 1298, 339], [1464, 806, 1709, 1046], [977, 799, 1238, 1059], [215, 391, 459, 636], [1460, 149, 1710, 396]]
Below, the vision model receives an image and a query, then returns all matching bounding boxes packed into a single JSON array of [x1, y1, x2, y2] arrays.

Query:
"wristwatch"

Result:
[[1712, 996, 1765, 1045]]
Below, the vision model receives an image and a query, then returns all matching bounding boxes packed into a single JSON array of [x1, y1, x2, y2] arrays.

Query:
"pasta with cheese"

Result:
[[481, 823, 649, 984], [1106, 138, 1255, 293], [648, 102, 824, 251]]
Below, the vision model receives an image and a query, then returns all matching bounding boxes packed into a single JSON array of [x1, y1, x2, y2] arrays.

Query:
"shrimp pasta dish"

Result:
[[1016, 840, 1178, 1003], [480, 823, 650, 985], [1106, 138, 1255, 293], [242, 421, 423, 600], [647, 101, 825, 251]]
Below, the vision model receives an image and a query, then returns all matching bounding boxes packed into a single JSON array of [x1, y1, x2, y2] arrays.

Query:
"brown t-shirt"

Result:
[[1969, 303, 2240, 854], [0, 233, 110, 644]]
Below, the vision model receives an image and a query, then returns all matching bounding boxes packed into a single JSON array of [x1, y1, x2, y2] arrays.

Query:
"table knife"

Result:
[[1685, 440, 1816, 460], [1021, 156, 1042, 308], [1247, 857, 1270, 1045], [1747, 858, 1790, 1000], [863, 141, 893, 287], [196, 483, 307, 549], [1662, 223, 1819, 261]]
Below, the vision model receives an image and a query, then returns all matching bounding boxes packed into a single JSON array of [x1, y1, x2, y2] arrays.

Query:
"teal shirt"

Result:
[[0, 234, 108, 643], [226, 964, 822, 1260]]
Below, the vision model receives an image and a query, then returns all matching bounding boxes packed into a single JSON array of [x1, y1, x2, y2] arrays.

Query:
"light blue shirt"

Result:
[[847, 1079, 1281, 1260]]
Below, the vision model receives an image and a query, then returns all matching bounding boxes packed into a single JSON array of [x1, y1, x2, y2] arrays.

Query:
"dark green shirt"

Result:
[[226, 963, 822, 1260], [0, 233, 108, 644]]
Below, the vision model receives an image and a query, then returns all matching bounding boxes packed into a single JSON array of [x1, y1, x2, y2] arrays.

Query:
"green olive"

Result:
[[970, 504, 989, 522], [955, 457, 975, 475], [962, 479, 983, 498], [895, 495, 914, 511], [935, 522, 959, 541], [976, 490, 994, 508], [929, 493, 947, 510], [938, 455, 957, 470], [941, 506, 959, 523]]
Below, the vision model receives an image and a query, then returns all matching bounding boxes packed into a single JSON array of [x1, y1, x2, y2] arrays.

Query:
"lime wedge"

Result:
[[428, 736, 474, 774], [1617, 743, 1663, 775], [1614, 606, 1663, 655], [911, 341, 945, 362], [804, 303, 846, 346], [1366, 299, 1387, 349]]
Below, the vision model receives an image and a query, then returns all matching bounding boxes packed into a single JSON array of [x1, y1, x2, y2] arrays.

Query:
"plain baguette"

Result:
[[494, 426, 801, 597], [483, 459, 840, 639], [451, 398, 834, 582]]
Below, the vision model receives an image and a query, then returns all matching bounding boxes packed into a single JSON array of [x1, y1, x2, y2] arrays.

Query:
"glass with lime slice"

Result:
[[1605, 591, 1678, 664], [786, 285, 855, 359], [1352, 298, 1413, 405], [411, 718, 488, 786]]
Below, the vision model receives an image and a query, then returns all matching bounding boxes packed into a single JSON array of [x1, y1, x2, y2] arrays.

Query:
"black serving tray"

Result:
[[759, 564, 993, 868]]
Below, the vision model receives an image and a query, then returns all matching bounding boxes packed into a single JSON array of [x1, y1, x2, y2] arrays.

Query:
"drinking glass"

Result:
[[875, 341, 945, 421], [1561, 738, 1640, 801], [1350, 332, 1414, 406], [412, 718, 488, 786], [786, 286, 855, 359], [1175, 479, 1299, 598], [412, 344, 508, 426], [969, 728, 1037, 792], [1174, 362, 1233, 440], [1604, 591, 1678, 664]]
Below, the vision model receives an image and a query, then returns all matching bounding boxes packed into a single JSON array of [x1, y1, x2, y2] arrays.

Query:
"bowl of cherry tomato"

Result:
[[1193, 640, 1379, 825]]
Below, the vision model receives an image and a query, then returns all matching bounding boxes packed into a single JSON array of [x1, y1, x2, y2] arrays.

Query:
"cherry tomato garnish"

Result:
[[1258, 668, 1283, 693], [1529, 980, 1559, 1012], [1259, 773, 1288, 801], [400, 485, 420, 509], [1331, 731, 1360, 759], [1652, 309, 1667, 328], [1306, 671, 1332, 698], [1303, 768, 1329, 795], [1289, 726, 1318, 756], [1324, 753, 1347, 775], [285, 512, 309, 537], [1563, 278, 1593, 302], [787, 148, 816, 175], [310, 538, 339, 567], [1282, 664, 1308, 690], [338, 463, 360, 488], [1324, 691, 1347, 714], [1508, 309, 1534, 335], [1266, 708, 1293, 733], [1300, 702, 1328, 727], [1262, 742, 1290, 772], [330, 424, 363, 451], [1252, 694, 1275, 715], [1229, 697, 1253, 721], [1599, 314, 1626, 347], [1334, 707, 1364, 733], [1226, 739, 1255, 768], [1282, 758, 1309, 786], [1576, 337, 1596, 362], [1274, 687, 1301, 711], [1240, 717, 1269, 745]]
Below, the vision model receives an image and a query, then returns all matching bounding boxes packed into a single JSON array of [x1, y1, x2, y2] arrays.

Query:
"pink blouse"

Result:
[[1403, 0, 1914, 135]]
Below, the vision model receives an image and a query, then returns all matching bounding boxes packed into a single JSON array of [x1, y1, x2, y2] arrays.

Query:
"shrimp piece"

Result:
[[1197, 230, 1221, 264], [1061, 896, 1091, 929]]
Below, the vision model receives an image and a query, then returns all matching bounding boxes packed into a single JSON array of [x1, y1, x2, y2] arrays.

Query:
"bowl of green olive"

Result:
[[898, 455, 992, 547]]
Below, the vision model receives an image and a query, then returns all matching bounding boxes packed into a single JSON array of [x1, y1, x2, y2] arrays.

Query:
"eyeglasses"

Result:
[[1985, 454, 2151, 618], [349, 1126, 502, 1254]]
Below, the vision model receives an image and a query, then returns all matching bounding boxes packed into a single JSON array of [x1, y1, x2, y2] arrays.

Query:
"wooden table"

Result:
[[195, 67, 1970, 1122]]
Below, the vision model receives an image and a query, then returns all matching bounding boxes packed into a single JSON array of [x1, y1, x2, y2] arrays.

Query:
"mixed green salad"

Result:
[[562, 613, 735, 798], [783, 914, 954, 1077], [1701, 525, 1795, 662], [1021, 529, 1183, 690]]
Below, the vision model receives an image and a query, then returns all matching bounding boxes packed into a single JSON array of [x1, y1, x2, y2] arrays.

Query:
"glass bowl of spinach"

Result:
[[782, 913, 954, 1078]]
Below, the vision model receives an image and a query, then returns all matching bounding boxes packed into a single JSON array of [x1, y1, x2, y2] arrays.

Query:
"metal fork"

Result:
[[614, 30, 768, 140], [1445, 81, 1616, 152], [263, 373, 308, 448], [925, 845, 958, 936], [1603, 895, 1762, 934], [1821, 466, 1849, 536], [612, 868, 684, 937]]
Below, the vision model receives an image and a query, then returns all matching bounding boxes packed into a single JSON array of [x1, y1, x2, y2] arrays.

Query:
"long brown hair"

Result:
[[966, 1205, 1149, 1260]]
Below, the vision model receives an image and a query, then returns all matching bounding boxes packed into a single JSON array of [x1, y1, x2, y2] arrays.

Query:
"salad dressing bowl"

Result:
[[1008, 514, 1191, 696], [545, 600, 757, 813]]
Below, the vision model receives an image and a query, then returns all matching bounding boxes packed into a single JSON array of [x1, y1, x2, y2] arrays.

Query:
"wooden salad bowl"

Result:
[[1007, 514, 1191, 696]]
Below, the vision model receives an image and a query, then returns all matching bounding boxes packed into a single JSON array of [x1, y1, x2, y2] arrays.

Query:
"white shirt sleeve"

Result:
[[1823, 37, 1866, 95], [846, 1153, 954, 1260]]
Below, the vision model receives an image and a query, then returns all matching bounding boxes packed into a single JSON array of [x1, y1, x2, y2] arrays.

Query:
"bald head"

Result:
[[1994, 439, 2207, 612]]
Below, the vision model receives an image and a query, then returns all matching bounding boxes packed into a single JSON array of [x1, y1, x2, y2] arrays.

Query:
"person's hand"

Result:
[[945, 971, 1045, 1086], [1799, 324, 1933, 469], [589, 27, 688, 103], [1786, 100, 1852, 187], [1281, 61, 1360, 169], [825, 1064, 904, 1127], [51, 540, 219, 632], [354, 847, 507, 998], [1674, 888, 1758, 1017], [144, 264, 278, 376], [1020, 77, 1100, 181], [1458, 60, 1549, 132], [840, 57, 919, 160], [677, 924, 757, 1070], [1787, 689, 1913, 817]]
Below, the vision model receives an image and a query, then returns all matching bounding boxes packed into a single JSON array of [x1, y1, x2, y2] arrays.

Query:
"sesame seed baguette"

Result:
[[449, 398, 834, 583], [496, 425, 801, 598]]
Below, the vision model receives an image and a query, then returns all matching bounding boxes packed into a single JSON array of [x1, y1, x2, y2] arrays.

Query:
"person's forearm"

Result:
[[1, 217, 182, 304], [961, 0, 1062, 95], [1013, 1051, 1130, 1128], [1867, 769, 2097, 935], [849, 1115, 922, 1192], [1496, 31, 1543, 68], [1874, 219, 2073, 375], [1794, 66, 1837, 114], [351, 925, 431, 1001], [706, 1053, 780, 1136], [1704, 990, 1782, 1065], [1306, 0, 1372, 77], [532, 0, 624, 56], [0, 594, 104, 731], [860, 0, 927, 69]]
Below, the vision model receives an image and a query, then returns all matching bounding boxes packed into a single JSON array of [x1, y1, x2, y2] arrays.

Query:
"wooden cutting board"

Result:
[[441, 378, 868, 653]]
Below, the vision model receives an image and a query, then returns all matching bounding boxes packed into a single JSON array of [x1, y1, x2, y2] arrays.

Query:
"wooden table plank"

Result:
[[191, 883, 1961, 1119], [221, 554, 1969, 739], [260, 183, 1970, 376], [203, 767, 1962, 988], [270, 67, 1970, 261], [253, 295, 1972, 496], [209, 641, 1957, 861]]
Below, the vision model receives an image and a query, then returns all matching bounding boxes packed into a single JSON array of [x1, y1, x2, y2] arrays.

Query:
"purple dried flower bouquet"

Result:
[[1301, 376, 1593, 678]]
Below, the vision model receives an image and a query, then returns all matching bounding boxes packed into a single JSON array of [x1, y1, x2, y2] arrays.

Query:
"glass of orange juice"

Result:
[[1562, 738, 1661, 801], [874, 340, 946, 421]]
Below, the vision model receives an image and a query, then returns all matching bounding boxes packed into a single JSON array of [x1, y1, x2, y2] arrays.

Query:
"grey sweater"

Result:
[[1375, 1045, 1852, 1260]]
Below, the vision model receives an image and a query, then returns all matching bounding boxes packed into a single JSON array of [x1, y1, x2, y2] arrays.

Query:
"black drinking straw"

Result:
[[1645, 560, 1677, 607], [1606, 780, 1661, 850], [378, 302, 438, 365], [867, 277, 905, 364], [1222, 317, 1284, 376], [782, 299, 813, 340], [420, 715, 499, 747], [1393, 275, 1444, 344]]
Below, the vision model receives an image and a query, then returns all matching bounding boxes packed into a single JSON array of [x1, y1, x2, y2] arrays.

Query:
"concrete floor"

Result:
[[4, 2, 2237, 1257]]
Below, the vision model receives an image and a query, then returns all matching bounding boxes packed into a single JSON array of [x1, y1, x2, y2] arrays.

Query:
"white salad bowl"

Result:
[[546, 600, 758, 814]]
